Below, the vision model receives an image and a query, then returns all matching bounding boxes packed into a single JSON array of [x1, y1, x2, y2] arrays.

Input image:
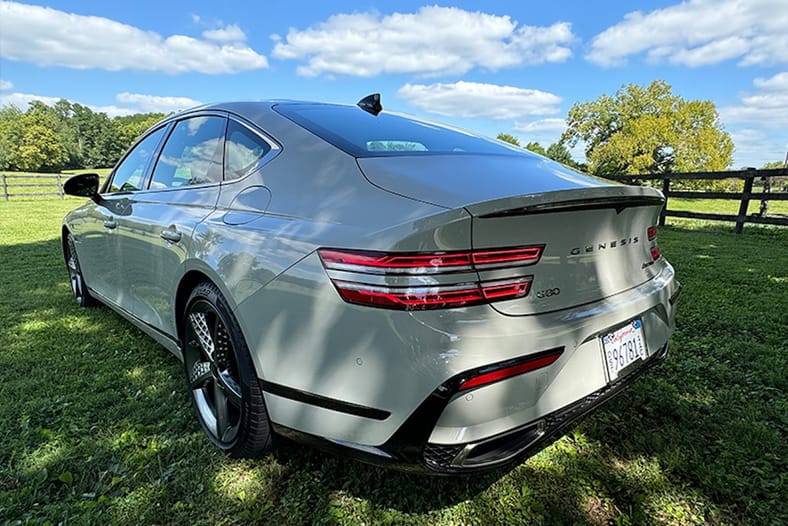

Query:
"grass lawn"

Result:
[[0, 199, 785, 525], [668, 197, 788, 217]]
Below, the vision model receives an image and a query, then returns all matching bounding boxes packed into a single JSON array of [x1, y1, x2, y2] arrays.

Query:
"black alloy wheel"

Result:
[[182, 281, 273, 456]]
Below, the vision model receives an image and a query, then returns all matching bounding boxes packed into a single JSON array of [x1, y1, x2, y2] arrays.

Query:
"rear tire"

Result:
[[65, 233, 96, 307], [182, 281, 274, 457]]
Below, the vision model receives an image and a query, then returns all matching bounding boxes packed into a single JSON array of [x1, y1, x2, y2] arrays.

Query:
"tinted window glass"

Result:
[[150, 116, 226, 189], [225, 120, 272, 181], [107, 127, 166, 193], [275, 104, 530, 158]]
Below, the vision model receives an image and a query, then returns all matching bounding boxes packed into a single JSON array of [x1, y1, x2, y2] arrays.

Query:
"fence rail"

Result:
[[604, 167, 788, 233], [1, 173, 67, 200]]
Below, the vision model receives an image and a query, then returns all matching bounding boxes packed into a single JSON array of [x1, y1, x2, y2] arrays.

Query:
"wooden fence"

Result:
[[1, 173, 67, 200], [605, 167, 788, 233], [3, 168, 788, 233]]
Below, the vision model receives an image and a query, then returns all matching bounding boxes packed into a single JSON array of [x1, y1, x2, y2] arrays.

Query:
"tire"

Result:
[[182, 281, 274, 457], [65, 233, 96, 307]]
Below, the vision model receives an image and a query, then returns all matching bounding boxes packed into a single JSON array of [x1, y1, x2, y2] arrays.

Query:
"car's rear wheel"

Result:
[[65, 233, 96, 307], [182, 281, 274, 457]]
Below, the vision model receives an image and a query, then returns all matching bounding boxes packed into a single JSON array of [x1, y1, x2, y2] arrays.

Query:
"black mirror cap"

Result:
[[63, 173, 100, 198]]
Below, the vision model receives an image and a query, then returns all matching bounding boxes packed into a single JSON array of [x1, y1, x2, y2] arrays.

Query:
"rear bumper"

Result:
[[272, 343, 669, 474]]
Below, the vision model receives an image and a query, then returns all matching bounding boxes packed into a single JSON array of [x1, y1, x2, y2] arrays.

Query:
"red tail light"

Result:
[[318, 246, 542, 310], [647, 225, 660, 261]]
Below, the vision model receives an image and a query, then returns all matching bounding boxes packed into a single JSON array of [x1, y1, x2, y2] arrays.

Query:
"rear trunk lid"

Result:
[[467, 186, 664, 315], [357, 154, 665, 315]]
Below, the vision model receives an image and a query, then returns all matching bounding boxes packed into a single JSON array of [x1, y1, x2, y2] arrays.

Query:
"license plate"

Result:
[[602, 319, 647, 381]]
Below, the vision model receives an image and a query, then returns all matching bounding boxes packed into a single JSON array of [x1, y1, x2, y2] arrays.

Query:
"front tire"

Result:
[[182, 281, 274, 457], [65, 233, 96, 307]]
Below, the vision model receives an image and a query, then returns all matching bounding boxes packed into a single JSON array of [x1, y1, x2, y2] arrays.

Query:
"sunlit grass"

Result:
[[0, 198, 785, 525]]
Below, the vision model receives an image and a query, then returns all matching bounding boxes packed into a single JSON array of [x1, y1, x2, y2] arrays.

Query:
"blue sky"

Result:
[[1, 0, 786, 167]]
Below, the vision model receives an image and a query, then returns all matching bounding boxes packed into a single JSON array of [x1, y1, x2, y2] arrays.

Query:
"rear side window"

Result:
[[274, 103, 529, 158], [149, 116, 227, 189], [224, 120, 272, 181], [107, 126, 166, 193]]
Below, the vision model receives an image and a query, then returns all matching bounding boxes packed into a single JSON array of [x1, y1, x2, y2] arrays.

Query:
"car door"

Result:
[[78, 125, 169, 306], [113, 114, 227, 338]]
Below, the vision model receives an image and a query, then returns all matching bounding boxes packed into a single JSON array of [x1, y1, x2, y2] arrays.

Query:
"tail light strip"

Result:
[[319, 246, 543, 310], [647, 225, 661, 261]]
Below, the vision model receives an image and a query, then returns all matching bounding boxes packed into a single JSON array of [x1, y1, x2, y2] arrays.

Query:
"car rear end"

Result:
[[311, 183, 679, 472], [249, 103, 680, 472]]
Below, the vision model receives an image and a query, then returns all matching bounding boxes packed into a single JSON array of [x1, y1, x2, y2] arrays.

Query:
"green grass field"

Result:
[[0, 199, 785, 525]]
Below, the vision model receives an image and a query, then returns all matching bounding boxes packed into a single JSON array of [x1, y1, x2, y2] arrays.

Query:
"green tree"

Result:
[[546, 142, 574, 166], [496, 132, 520, 146], [0, 105, 24, 170], [11, 124, 68, 172], [524, 141, 546, 156], [561, 80, 733, 177], [761, 160, 785, 169]]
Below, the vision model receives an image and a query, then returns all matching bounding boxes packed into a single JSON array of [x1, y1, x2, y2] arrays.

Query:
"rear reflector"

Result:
[[318, 246, 542, 310], [458, 349, 563, 391]]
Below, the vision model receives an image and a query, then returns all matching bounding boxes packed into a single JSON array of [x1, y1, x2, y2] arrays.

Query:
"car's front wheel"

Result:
[[65, 233, 96, 307], [182, 281, 274, 457]]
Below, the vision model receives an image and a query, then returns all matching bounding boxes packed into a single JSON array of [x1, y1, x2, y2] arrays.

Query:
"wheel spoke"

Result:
[[189, 360, 212, 389], [189, 311, 215, 359], [213, 380, 229, 440], [216, 370, 242, 407]]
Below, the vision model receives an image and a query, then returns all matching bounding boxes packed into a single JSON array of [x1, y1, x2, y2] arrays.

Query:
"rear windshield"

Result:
[[274, 103, 530, 158]]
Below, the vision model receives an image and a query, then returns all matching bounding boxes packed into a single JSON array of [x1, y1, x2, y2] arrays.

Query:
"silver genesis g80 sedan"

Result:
[[62, 96, 681, 473]]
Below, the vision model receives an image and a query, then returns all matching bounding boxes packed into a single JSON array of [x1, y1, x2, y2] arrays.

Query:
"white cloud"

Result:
[[587, 0, 788, 67], [272, 6, 574, 77], [115, 93, 202, 113], [397, 81, 561, 120], [719, 72, 788, 127], [728, 128, 786, 168], [0, 91, 61, 109], [718, 73, 788, 166], [0, 2, 267, 74], [202, 24, 246, 43], [0, 91, 200, 117], [513, 118, 567, 135], [0, 80, 13, 91]]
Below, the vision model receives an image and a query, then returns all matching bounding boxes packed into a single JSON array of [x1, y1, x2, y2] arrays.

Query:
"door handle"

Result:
[[160, 229, 182, 243], [103, 219, 117, 229]]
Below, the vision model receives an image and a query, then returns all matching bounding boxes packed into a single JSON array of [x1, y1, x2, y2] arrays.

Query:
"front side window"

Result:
[[149, 116, 227, 189], [224, 120, 272, 181], [107, 126, 166, 193]]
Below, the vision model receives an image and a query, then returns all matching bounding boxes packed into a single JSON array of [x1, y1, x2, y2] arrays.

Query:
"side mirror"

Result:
[[63, 173, 100, 198]]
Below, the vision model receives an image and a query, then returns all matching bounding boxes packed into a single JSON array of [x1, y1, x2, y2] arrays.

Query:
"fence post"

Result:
[[1, 174, 7, 201], [735, 169, 755, 234], [660, 177, 670, 226], [57, 174, 64, 199]]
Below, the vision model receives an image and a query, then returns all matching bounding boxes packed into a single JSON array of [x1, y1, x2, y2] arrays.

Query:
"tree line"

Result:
[[1, 81, 781, 178], [0, 100, 165, 173]]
